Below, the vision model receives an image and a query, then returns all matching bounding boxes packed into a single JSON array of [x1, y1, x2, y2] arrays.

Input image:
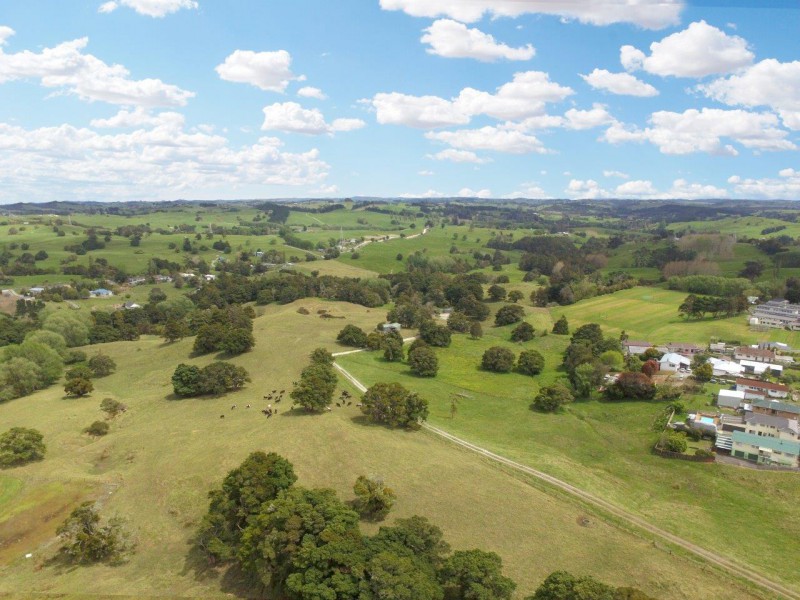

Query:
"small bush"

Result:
[[100, 398, 127, 417], [84, 421, 110, 436], [65, 377, 94, 397], [88, 354, 116, 378]]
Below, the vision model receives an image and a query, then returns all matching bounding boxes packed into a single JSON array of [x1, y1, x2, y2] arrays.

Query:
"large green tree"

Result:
[[409, 346, 439, 377], [361, 382, 428, 429], [481, 347, 516, 373], [517, 349, 545, 376], [291, 361, 337, 411], [0, 427, 46, 467], [439, 549, 516, 600]]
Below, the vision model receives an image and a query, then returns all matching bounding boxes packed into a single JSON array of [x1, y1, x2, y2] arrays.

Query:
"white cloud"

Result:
[[380, 0, 683, 30], [426, 126, 546, 154], [603, 170, 629, 179], [669, 178, 728, 199], [580, 68, 658, 97], [297, 86, 327, 100], [620, 20, 753, 78], [567, 177, 728, 199], [566, 179, 606, 199], [562, 105, 615, 130], [603, 108, 795, 155], [97, 0, 198, 17], [615, 179, 658, 197], [0, 34, 194, 107], [458, 187, 492, 198], [421, 19, 534, 62], [400, 189, 446, 198], [418, 169, 434, 176], [215, 49, 298, 92], [365, 71, 573, 128], [261, 102, 365, 135], [0, 26, 15, 45], [728, 169, 800, 200], [698, 59, 800, 130], [90, 107, 178, 128], [426, 149, 489, 163], [0, 116, 329, 202], [505, 184, 550, 199]]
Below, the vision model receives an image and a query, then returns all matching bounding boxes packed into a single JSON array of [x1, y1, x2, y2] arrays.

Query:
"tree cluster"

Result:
[[171, 362, 251, 397], [191, 305, 255, 356], [678, 294, 747, 320]]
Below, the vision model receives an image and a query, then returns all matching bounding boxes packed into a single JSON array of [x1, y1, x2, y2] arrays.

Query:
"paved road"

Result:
[[332, 361, 799, 600]]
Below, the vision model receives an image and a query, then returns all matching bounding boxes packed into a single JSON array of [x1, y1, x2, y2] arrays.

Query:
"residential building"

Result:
[[735, 378, 790, 399], [751, 299, 800, 330], [717, 389, 746, 410], [734, 346, 775, 362], [708, 357, 743, 378], [743, 412, 799, 441], [738, 360, 783, 377], [730, 431, 800, 467], [665, 342, 703, 356], [751, 399, 800, 419], [89, 288, 113, 298], [659, 352, 691, 372], [622, 340, 653, 355], [381, 322, 401, 333]]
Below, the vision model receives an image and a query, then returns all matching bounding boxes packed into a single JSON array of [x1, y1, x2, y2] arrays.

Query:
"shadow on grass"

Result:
[[349, 414, 421, 433], [181, 543, 264, 598]]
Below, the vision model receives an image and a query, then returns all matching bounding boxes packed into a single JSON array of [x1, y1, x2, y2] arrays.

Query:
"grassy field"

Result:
[[0, 302, 763, 599], [338, 300, 800, 595], [553, 286, 800, 347], [668, 216, 800, 239]]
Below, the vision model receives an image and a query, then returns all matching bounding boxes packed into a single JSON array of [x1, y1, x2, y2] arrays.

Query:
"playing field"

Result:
[[0, 301, 764, 599]]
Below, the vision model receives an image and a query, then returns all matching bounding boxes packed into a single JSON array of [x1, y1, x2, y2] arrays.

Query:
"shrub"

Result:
[[64, 349, 88, 365], [552, 315, 569, 335], [65, 377, 94, 397], [88, 353, 116, 377], [533, 384, 574, 412], [494, 304, 525, 326], [469, 321, 483, 339], [337, 324, 368, 348], [353, 475, 396, 520], [57, 502, 133, 564], [517, 349, 545, 375], [66, 365, 93, 381], [605, 372, 656, 401], [659, 431, 688, 453], [100, 397, 127, 417], [84, 420, 110, 436], [487, 284, 507, 302], [481, 347, 516, 373], [408, 346, 438, 377], [510, 322, 535, 342], [0, 427, 45, 467]]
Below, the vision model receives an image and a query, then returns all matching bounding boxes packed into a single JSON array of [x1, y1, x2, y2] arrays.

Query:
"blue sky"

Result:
[[0, 0, 798, 203]]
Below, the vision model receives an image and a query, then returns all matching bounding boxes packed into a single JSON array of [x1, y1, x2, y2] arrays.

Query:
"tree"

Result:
[[197, 451, 297, 561], [529, 570, 618, 600], [738, 260, 764, 281], [371, 515, 450, 567], [162, 318, 189, 343], [291, 361, 337, 411], [487, 285, 507, 302], [361, 382, 429, 429], [508, 290, 524, 303], [24, 330, 68, 359], [494, 304, 525, 326], [383, 335, 405, 362], [84, 420, 110, 436], [88, 353, 116, 377], [0, 357, 41, 398], [690, 353, 709, 371], [533, 384, 574, 412], [641, 359, 659, 378], [310, 347, 334, 365], [605, 372, 656, 401], [469, 321, 483, 340], [42, 312, 90, 347], [363, 550, 444, 600], [0, 427, 45, 467], [4, 341, 63, 386], [100, 397, 127, 417], [198, 362, 251, 395], [439, 549, 516, 600], [693, 362, 713, 382], [65, 377, 93, 397], [193, 323, 225, 355], [66, 365, 93, 381], [219, 327, 255, 355], [481, 347, 516, 373], [659, 431, 688, 453], [571, 323, 603, 347], [517, 349, 545, 376], [447, 311, 471, 333], [56, 502, 133, 564], [599, 350, 624, 370], [172, 363, 202, 397], [353, 475, 396, 520], [409, 346, 439, 377], [337, 324, 368, 348], [510, 322, 535, 342], [419, 320, 452, 347]]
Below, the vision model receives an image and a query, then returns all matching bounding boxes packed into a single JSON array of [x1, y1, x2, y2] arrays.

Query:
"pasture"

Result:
[[338, 301, 800, 594], [0, 302, 762, 599]]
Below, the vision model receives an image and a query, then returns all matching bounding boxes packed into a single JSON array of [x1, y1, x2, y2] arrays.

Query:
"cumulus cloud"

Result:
[[603, 108, 795, 155], [580, 68, 658, 97], [426, 126, 546, 154], [400, 189, 446, 198], [698, 59, 800, 130], [0, 32, 194, 106], [505, 184, 550, 199], [365, 71, 572, 129], [620, 20, 753, 78], [90, 107, 176, 128], [562, 105, 615, 130], [0, 26, 14, 45], [566, 179, 605, 199], [0, 115, 329, 202], [261, 102, 365, 135], [603, 170, 629, 179], [98, 0, 198, 17], [297, 86, 327, 99], [380, 0, 683, 30], [421, 19, 534, 62], [426, 149, 489, 163], [418, 169, 434, 176], [567, 177, 727, 199], [216, 49, 298, 92], [458, 187, 492, 198], [728, 169, 800, 199]]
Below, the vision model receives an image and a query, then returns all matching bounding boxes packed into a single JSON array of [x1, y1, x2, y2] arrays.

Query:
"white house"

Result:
[[659, 352, 691, 372], [717, 389, 746, 410], [734, 346, 775, 363], [735, 378, 790, 399], [738, 360, 783, 377], [708, 357, 743, 378]]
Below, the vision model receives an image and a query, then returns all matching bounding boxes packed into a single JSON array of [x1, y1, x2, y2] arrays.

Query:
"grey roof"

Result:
[[732, 431, 800, 456], [753, 399, 800, 415], [744, 412, 799, 435]]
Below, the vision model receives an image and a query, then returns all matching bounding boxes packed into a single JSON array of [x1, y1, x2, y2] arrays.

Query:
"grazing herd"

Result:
[[219, 389, 357, 420]]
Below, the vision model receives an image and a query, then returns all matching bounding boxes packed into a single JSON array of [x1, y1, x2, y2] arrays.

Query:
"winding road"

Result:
[[332, 360, 799, 600]]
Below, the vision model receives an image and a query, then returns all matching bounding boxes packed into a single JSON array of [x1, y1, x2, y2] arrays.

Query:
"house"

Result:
[[743, 412, 799, 441], [758, 341, 792, 353], [717, 389, 746, 410], [89, 288, 113, 298], [735, 378, 790, 399], [734, 346, 775, 362], [123, 302, 141, 310], [738, 360, 783, 377], [659, 352, 691, 372], [708, 357, 743, 378], [751, 299, 800, 330], [730, 431, 800, 467], [622, 340, 653, 355], [29, 287, 45, 295], [665, 342, 702, 356], [381, 322, 401, 333], [204, 274, 216, 281], [751, 399, 800, 419], [153, 275, 173, 283], [127, 276, 147, 286]]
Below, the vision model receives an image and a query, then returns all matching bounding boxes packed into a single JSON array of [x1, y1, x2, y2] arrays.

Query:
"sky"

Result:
[[0, 0, 798, 203]]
